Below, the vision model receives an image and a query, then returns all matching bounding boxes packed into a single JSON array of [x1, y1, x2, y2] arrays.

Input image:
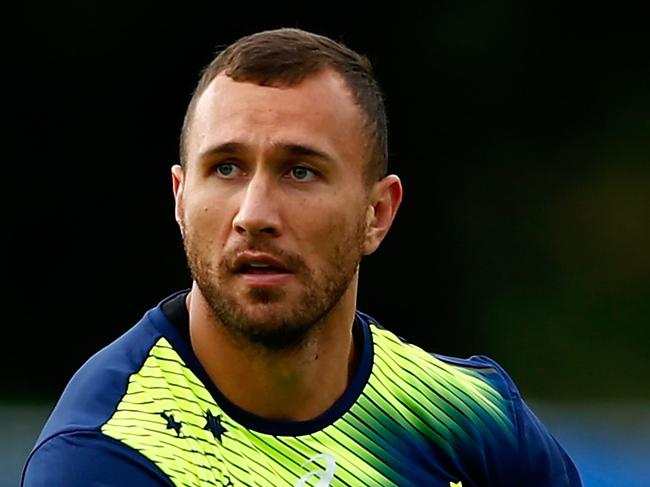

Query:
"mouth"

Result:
[[232, 252, 294, 286], [238, 262, 290, 274], [234, 253, 290, 273]]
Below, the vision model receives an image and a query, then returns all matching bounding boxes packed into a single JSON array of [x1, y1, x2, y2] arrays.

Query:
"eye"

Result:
[[288, 165, 317, 181], [215, 162, 241, 178]]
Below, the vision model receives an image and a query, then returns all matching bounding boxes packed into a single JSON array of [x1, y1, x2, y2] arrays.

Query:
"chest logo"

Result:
[[294, 453, 336, 487], [159, 411, 183, 437], [203, 410, 227, 443]]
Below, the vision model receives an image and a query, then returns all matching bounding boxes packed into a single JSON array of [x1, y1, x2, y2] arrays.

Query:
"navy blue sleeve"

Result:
[[467, 355, 583, 486], [22, 431, 173, 487], [514, 399, 583, 486]]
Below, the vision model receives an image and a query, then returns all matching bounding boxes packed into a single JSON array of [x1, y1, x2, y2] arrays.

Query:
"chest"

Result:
[[104, 407, 469, 487]]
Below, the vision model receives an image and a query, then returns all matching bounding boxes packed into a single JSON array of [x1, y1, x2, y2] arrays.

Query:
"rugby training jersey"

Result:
[[22, 290, 582, 486]]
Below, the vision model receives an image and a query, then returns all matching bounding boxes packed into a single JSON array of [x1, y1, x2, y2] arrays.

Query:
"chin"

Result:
[[239, 300, 307, 329], [228, 306, 319, 351], [246, 286, 286, 303]]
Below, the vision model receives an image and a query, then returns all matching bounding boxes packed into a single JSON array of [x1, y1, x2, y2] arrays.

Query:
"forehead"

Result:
[[186, 70, 368, 167]]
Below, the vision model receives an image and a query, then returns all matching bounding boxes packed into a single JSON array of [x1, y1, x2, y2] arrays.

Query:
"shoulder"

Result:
[[434, 353, 522, 400], [22, 431, 172, 486], [362, 314, 583, 486], [23, 302, 179, 486], [36, 310, 163, 440], [368, 321, 520, 446], [366, 317, 519, 405]]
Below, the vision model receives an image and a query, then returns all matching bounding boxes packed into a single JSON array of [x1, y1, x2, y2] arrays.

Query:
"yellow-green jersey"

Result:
[[22, 290, 582, 486]]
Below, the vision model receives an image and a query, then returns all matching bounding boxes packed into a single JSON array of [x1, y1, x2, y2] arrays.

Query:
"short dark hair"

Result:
[[179, 28, 388, 184]]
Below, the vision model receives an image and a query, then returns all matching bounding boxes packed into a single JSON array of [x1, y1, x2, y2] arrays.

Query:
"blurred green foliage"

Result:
[[6, 1, 648, 403]]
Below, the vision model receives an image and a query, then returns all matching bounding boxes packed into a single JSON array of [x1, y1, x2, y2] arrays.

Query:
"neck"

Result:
[[188, 281, 359, 421]]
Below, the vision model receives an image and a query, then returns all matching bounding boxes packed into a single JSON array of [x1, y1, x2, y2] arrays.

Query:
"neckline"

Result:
[[147, 291, 375, 436]]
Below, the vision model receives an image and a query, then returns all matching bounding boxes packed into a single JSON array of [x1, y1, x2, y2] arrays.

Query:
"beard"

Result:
[[182, 221, 366, 352]]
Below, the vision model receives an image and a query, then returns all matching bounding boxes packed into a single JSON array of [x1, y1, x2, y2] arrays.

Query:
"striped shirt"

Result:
[[22, 290, 582, 486]]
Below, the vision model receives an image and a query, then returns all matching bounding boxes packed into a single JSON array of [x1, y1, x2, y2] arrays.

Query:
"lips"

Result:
[[233, 252, 291, 274], [240, 262, 286, 274], [231, 251, 294, 288]]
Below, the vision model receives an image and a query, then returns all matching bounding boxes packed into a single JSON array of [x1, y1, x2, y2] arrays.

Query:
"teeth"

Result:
[[249, 263, 271, 267]]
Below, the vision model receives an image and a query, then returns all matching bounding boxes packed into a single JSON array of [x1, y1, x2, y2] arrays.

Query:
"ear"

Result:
[[171, 164, 185, 231], [362, 174, 403, 255]]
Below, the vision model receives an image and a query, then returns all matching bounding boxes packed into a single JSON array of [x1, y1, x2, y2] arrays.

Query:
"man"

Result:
[[22, 28, 582, 486]]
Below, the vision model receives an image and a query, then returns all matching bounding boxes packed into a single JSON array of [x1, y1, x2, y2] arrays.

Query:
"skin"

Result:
[[172, 69, 402, 421]]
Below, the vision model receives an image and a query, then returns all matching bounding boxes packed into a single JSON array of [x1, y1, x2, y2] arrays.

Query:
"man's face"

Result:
[[174, 70, 373, 350]]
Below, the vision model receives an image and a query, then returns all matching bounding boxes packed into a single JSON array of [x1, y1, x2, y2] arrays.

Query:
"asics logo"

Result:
[[294, 453, 336, 487]]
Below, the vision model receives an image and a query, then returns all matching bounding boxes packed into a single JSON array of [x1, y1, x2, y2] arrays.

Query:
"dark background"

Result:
[[5, 2, 648, 403]]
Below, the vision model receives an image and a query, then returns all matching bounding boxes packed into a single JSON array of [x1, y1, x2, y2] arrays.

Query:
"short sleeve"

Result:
[[512, 394, 583, 486], [22, 431, 173, 487], [466, 355, 583, 486]]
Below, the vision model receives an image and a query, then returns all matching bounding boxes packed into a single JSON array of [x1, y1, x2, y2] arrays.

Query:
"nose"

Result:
[[232, 173, 281, 237]]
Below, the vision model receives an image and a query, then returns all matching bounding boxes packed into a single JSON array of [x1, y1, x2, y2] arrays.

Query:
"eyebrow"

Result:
[[198, 141, 335, 164]]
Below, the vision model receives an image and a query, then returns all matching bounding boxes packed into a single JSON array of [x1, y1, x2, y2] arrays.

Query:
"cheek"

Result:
[[184, 200, 230, 246], [295, 202, 366, 260]]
